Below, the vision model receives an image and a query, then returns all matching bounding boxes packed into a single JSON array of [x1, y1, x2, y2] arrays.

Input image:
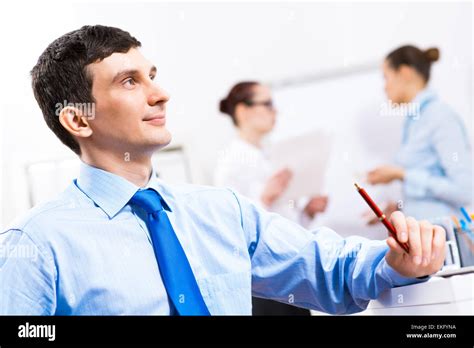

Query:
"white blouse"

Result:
[[214, 138, 312, 227]]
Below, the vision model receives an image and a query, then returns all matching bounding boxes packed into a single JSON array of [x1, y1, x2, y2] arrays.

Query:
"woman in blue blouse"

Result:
[[367, 45, 472, 220]]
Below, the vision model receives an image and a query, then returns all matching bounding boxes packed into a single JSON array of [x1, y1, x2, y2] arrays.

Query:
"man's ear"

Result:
[[59, 106, 93, 139]]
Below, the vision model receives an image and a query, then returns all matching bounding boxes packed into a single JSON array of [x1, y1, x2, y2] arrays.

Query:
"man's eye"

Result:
[[123, 78, 136, 86]]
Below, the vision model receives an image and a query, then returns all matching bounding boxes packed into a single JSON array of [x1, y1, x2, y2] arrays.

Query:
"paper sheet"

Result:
[[266, 129, 333, 204]]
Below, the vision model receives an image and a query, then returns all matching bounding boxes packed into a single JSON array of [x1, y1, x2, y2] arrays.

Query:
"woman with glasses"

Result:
[[215, 81, 328, 316]]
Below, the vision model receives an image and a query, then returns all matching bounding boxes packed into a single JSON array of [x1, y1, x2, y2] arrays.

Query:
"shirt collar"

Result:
[[75, 161, 173, 218], [412, 88, 437, 111]]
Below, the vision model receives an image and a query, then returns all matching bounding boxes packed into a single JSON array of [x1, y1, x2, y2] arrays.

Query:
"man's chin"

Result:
[[148, 131, 173, 151]]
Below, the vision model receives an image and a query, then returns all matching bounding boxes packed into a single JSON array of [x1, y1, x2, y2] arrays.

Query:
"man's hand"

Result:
[[367, 165, 405, 185], [385, 211, 446, 278]]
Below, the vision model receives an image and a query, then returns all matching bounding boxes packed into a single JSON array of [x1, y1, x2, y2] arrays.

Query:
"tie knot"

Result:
[[129, 189, 164, 214]]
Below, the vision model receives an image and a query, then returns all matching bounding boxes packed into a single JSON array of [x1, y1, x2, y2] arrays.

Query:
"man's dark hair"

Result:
[[31, 25, 141, 155]]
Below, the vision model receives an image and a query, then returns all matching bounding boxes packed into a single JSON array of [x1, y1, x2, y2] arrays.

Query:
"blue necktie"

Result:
[[129, 189, 210, 315]]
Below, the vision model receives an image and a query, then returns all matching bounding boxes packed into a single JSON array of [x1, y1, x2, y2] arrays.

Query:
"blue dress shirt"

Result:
[[0, 162, 423, 315], [394, 89, 472, 220]]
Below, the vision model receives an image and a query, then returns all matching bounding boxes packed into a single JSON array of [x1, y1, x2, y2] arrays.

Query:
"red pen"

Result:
[[354, 182, 410, 253]]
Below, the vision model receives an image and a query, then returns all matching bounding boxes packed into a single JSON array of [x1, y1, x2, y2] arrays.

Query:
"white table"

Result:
[[362, 272, 473, 315]]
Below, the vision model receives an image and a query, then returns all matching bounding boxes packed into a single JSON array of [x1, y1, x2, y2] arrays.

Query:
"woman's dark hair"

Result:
[[31, 25, 141, 155], [386, 45, 440, 82], [219, 81, 259, 125]]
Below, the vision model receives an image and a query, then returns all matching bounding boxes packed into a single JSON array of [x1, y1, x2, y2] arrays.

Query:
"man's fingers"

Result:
[[407, 216, 422, 265], [387, 236, 405, 254], [386, 217, 447, 278], [432, 225, 446, 263], [390, 211, 408, 243], [419, 220, 433, 266]]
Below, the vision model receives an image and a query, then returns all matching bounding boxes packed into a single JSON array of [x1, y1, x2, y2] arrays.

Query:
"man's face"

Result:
[[86, 48, 171, 156]]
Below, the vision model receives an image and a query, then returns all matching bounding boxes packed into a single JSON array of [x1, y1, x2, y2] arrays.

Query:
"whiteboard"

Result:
[[270, 68, 405, 239]]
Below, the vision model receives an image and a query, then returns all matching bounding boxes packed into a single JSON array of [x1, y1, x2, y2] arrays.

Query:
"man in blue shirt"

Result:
[[0, 26, 446, 315]]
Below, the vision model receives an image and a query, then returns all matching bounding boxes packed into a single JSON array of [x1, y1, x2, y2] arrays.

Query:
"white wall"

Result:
[[0, 1, 472, 228]]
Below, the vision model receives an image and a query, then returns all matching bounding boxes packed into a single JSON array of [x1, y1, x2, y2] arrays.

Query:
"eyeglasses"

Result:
[[244, 99, 274, 109]]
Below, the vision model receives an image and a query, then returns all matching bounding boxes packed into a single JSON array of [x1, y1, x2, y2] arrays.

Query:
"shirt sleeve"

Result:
[[403, 112, 472, 206], [231, 191, 427, 314], [0, 228, 57, 315]]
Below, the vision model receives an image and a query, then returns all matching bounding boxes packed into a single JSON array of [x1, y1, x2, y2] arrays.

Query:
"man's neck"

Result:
[[80, 149, 153, 188]]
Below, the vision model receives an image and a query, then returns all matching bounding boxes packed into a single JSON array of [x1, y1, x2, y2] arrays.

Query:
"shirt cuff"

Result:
[[381, 257, 430, 287], [404, 169, 431, 198]]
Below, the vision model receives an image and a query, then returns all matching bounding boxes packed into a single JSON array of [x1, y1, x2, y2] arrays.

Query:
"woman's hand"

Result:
[[304, 195, 329, 219], [261, 168, 293, 207], [364, 201, 399, 225], [385, 211, 446, 278], [367, 165, 405, 185]]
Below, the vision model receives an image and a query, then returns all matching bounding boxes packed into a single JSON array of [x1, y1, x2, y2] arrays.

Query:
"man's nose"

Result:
[[148, 83, 170, 106]]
